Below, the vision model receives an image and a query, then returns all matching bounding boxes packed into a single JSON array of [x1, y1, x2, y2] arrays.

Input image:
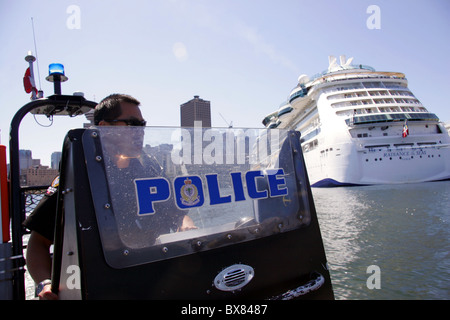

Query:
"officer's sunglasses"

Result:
[[107, 119, 147, 127]]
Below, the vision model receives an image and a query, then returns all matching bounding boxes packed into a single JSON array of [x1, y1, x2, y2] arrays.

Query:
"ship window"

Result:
[[389, 114, 405, 120], [363, 81, 383, 88], [300, 127, 321, 142], [394, 143, 414, 147], [357, 133, 368, 138], [302, 139, 318, 153], [417, 142, 436, 146], [365, 144, 390, 149]]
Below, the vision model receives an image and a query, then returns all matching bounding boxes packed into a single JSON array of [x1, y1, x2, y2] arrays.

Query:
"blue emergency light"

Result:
[[46, 63, 68, 94], [48, 63, 65, 76]]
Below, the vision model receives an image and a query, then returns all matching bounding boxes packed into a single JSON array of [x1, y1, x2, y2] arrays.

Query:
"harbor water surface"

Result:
[[313, 180, 450, 299], [25, 181, 449, 300]]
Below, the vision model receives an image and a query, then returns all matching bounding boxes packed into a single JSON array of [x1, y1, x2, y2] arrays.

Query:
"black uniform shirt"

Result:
[[23, 176, 59, 242]]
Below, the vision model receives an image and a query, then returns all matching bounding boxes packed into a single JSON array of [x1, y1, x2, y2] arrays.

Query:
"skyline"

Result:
[[1, 0, 449, 166]]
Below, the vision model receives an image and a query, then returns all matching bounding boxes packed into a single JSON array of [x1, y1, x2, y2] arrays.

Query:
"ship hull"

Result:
[[305, 138, 450, 187]]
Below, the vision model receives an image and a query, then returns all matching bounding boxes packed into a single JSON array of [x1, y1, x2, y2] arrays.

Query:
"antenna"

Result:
[[31, 17, 42, 92]]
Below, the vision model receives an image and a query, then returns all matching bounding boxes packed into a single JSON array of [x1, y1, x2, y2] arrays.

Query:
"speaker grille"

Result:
[[214, 264, 254, 291]]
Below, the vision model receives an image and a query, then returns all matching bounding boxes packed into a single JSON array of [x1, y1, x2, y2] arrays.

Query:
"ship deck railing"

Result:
[[346, 112, 439, 126]]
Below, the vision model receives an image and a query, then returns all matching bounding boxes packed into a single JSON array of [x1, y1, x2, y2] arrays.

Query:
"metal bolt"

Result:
[[61, 188, 72, 195], [95, 155, 102, 162], [104, 203, 111, 209], [123, 249, 129, 256], [162, 247, 168, 253], [227, 234, 232, 240], [91, 131, 98, 138]]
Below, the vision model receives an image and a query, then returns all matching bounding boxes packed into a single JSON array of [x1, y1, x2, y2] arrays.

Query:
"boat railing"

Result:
[[289, 73, 407, 101], [309, 64, 376, 82], [21, 185, 50, 233]]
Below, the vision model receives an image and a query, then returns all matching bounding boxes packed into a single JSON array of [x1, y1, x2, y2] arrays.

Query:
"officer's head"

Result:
[[94, 94, 145, 126], [94, 94, 146, 162]]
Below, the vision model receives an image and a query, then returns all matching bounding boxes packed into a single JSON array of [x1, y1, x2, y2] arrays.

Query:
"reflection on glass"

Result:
[[86, 126, 309, 267]]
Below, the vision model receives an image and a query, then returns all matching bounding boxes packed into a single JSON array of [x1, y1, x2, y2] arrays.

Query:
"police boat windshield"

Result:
[[82, 126, 311, 268]]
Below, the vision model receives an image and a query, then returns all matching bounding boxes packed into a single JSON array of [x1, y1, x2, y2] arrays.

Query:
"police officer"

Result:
[[23, 94, 195, 299]]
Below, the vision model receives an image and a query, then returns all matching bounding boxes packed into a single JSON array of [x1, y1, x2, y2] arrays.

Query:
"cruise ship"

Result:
[[263, 55, 450, 187]]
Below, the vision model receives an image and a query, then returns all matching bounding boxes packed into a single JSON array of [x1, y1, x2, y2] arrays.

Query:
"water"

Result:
[[312, 180, 450, 300], [24, 181, 449, 300]]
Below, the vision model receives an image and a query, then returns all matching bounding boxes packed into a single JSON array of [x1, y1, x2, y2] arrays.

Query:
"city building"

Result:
[[180, 95, 211, 128], [18, 149, 59, 186], [21, 165, 58, 186], [51, 152, 62, 170], [19, 149, 33, 171]]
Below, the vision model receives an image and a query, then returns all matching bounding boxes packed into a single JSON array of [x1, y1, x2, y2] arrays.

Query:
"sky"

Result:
[[0, 0, 449, 166]]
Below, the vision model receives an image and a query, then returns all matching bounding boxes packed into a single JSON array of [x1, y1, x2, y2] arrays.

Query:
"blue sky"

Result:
[[1, 0, 449, 166]]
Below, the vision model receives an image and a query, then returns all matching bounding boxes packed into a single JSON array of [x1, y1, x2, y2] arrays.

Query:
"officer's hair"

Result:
[[94, 94, 141, 125]]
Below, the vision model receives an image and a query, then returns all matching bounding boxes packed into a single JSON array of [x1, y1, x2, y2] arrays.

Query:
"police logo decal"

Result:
[[174, 176, 204, 209], [180, 178, 200, 207]]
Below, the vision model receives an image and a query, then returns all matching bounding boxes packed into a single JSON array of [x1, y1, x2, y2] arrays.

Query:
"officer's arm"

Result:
[[178, 215, 197, 231], [27, 231, 53, 284]]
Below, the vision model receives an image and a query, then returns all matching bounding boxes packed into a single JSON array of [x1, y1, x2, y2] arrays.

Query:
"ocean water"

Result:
[[24, 181, 449, 300], [312, 180, 450, 300]]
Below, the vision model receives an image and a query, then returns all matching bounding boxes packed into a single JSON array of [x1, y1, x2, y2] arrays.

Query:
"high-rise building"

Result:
[[51, 152, 62, 170], [19, 149, 33, 170], [180, 95, 211, 128]]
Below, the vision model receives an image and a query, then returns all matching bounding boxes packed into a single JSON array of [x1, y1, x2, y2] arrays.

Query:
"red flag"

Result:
[[402, 122, 409, 138], [23, 67, 37, 94]]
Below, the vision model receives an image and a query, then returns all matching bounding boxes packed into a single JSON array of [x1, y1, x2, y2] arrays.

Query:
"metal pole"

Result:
[[53, 75, 62, 95], [8, 95, 97, 299]]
